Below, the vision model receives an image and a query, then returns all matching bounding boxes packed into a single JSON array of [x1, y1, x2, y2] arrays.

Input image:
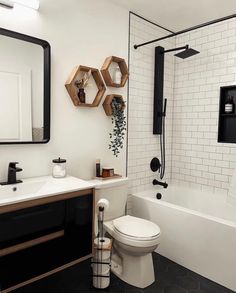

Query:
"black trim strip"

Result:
[[0, 2, 14, 9], [126, 12, 131, 177], [134, 13, 236, 49], [130, 11, 174, 33]]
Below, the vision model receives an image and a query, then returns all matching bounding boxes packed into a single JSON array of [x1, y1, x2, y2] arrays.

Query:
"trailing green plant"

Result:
[[109, 97, 126, 157]]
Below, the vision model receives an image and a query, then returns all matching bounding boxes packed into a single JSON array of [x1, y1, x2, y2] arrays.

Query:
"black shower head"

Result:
[[162, 44, 200, 59], [174, 47, 200, 59]]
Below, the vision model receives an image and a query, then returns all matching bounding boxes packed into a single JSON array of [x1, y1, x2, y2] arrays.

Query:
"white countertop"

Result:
[[88, 177, 128, 189], [0, 176, 96, 207], [0, 176, 128, 208]]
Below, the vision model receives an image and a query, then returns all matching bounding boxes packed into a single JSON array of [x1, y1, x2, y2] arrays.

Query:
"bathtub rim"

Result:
[[131, 190, 236, 228]]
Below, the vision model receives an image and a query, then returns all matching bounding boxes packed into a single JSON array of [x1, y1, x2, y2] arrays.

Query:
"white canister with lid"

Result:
[[52, 157, 67, 178]]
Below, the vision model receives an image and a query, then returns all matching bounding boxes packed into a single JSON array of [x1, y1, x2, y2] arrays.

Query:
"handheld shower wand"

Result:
[[160, 98, 167, 180], [163, 98, 167, 117]]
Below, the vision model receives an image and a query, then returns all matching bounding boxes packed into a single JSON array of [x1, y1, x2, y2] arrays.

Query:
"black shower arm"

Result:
[[162, 45, 188, 54], [133, 14, 236, 49]]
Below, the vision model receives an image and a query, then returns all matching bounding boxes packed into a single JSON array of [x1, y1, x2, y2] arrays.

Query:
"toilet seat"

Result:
[[104, 215, 161, 248], [113, 215, 160, 240]]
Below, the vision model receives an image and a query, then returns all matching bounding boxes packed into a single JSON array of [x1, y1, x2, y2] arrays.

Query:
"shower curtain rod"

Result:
[[134, 13, 236, 49]]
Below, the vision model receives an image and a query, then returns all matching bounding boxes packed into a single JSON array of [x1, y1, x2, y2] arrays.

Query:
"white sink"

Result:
[[0, 180, 46, 199], [0, 176, 95, 207]]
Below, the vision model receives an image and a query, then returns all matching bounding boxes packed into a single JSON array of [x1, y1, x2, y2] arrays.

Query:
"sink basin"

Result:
[[0, 176, 95, 207], [0, 180, 46, 199]]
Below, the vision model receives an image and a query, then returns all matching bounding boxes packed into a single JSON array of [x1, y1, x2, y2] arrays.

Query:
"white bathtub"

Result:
[[131, 186, 236, 291]]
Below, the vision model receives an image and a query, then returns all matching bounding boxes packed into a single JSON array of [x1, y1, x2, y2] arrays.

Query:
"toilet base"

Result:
[[111, 243, 155, 288]]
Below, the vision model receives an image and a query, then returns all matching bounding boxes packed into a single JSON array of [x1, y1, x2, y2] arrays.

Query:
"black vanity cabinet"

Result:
[[0, 189, 94, 292], [0, 201, 65, 249]]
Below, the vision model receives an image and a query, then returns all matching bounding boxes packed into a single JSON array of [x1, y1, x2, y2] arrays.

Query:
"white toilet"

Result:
[[94, 178, 161, 288]]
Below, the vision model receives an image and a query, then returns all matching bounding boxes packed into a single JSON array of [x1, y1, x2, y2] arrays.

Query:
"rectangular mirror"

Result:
[[0, 28, 50, 144]]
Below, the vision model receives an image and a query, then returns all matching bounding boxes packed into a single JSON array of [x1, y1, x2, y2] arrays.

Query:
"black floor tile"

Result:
[[199, 278, 232, 293], [188, 289, 206, 293], [176, 276, 199, 290], [14, 253, 234, 293], [163, 285, 187, 293]]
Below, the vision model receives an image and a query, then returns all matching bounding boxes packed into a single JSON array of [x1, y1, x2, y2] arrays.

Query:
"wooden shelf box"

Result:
[[101, 56, 129, 88], [103, 94, 125, 116], [65, 65, 106, 107]]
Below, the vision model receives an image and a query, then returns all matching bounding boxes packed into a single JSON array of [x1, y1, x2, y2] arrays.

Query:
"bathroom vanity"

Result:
[[0, 176, 95, 292]]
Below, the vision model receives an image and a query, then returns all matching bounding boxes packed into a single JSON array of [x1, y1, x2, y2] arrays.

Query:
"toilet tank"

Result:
[[94, 178, 128, 221]]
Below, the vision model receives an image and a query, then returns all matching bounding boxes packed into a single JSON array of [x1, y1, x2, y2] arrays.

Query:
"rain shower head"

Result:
[[162, 44, 200, 59], [175, 47, 200, 59]]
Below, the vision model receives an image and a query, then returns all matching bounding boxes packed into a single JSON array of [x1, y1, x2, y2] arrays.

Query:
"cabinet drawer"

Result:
[[0, 201, 65, 248]]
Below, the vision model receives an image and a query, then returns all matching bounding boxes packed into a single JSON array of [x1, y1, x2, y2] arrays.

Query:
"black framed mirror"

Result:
[[0, 27, 50, 144]]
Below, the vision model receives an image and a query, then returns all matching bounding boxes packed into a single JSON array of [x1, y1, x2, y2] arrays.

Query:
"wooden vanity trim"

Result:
[[0, 188, 93, 214], [2, 254, 92, 293], [92, 188, 95, 256], [0, 230, 64, 257]]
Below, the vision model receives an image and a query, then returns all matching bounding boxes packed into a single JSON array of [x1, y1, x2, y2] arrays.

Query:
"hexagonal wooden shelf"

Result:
[[65, 65, 106, 107], [103, 94, 126, 116], [101, 56, 129, 88]]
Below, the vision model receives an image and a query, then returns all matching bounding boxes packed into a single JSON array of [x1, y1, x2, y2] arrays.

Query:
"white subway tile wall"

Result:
[[172, 18, 236, 194], [128, 14, 236, 203], [128, 14, 175, 196]]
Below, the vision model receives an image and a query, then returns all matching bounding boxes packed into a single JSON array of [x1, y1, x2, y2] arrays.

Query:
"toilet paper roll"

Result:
[[94, 237, 111, 249], [94, 199, 109, 237], [96, 198, 109, 212]]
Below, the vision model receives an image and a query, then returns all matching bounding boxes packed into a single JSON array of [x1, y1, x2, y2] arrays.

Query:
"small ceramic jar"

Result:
[[102, 167, 114, 178], [52, 157, 67, 178]]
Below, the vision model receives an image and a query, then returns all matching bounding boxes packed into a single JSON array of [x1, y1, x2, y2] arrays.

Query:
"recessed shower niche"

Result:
[[218, 85, 236, 143]]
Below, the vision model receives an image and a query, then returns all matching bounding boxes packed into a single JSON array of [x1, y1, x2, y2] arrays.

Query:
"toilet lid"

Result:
[[113, 215, 160, 240]]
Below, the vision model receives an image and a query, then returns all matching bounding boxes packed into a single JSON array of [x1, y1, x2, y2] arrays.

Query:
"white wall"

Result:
[[172, 18, 236, 194], [0, 0, 129, 181], [128, 14, 175, 194]]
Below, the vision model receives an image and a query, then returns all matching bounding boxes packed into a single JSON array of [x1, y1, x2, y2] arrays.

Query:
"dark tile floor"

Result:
[[16, 253, 234, 293]]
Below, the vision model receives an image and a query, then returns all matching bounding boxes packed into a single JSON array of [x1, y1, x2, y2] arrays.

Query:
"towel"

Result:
[[228, 168, 236, 206]]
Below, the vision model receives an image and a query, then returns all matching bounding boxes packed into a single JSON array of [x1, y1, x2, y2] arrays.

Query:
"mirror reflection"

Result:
[[0, 32, 48, 143]]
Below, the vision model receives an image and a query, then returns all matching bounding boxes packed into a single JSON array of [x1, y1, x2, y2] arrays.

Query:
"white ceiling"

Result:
[[110, 0, 236, 31]]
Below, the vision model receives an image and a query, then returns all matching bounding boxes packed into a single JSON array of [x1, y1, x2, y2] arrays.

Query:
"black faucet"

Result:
[[0, 162, 23, 185], [153, 179, 168, 189]]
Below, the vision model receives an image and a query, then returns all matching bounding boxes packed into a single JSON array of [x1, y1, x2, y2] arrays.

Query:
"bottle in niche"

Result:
[[113, 66, 122, 85], [225, 95, 234, 114]]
